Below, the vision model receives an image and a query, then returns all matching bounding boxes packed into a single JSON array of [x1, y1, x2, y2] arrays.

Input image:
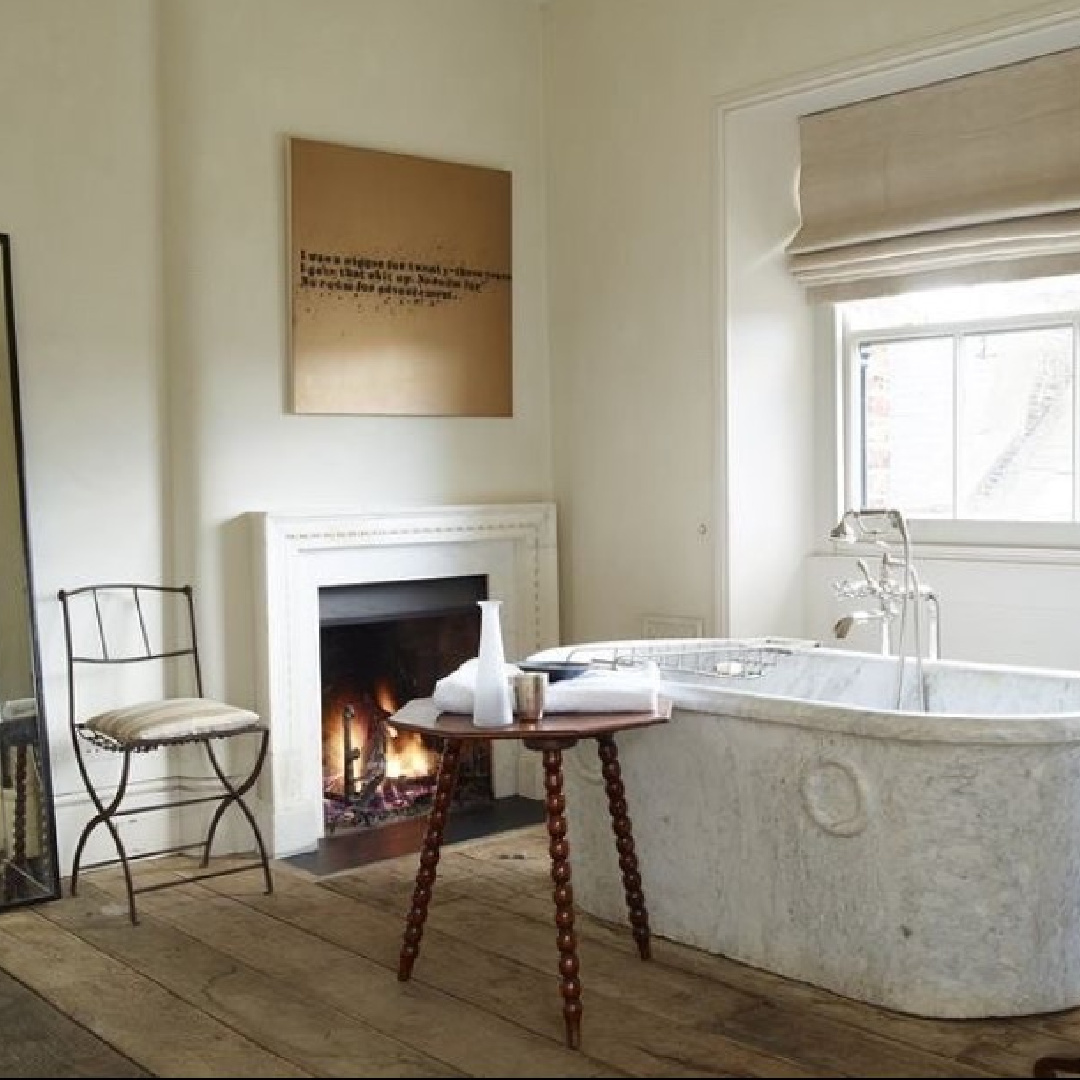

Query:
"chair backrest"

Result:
[[57, 584, 204, 731]]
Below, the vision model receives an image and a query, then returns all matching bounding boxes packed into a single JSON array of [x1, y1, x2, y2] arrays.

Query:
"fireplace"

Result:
[[319, 576, 493, 834], [251, 503, 559, 858]]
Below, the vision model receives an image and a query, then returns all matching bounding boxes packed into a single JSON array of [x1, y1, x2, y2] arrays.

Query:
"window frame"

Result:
[[839, 304, 1080, 549]]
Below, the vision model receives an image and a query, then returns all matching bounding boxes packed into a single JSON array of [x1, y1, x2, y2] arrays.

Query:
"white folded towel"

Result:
[[432, 657, 660, 715], [432, 658, 521, 715]]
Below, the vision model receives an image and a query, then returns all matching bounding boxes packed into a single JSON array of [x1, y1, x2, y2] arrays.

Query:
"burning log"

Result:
[[326, 682, 488, 833], [343, 700, 390, 809]]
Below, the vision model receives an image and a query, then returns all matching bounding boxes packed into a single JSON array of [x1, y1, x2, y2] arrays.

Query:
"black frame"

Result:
[[0, 231, 61, 906]]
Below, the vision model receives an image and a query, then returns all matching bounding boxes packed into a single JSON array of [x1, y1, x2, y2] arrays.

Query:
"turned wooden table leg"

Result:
[[598, 734, 651, 960], [398, 738, 462, 981], [543, 745, 582, 1049]]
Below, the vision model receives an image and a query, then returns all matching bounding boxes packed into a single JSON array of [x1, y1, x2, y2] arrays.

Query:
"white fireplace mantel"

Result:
[[249, 502, 559, 857]]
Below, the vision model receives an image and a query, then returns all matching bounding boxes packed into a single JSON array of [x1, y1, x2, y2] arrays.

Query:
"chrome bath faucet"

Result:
[[829, 508, 939, 710]]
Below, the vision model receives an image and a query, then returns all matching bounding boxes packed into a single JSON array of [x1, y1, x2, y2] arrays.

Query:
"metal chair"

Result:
[[57, 583, 272, 923]]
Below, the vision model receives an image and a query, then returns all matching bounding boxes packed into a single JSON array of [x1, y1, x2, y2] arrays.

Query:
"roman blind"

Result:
[[786, 47, 1080, 301]]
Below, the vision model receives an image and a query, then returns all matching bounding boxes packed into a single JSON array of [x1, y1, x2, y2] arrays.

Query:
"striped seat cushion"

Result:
[[84, 697, 264, 744]]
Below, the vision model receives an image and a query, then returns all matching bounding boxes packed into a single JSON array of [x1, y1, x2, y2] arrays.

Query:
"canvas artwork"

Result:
[[288, 137, 512, 416]]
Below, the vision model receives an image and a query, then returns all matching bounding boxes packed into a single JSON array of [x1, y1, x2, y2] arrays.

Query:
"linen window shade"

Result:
[[786, 47, 1080, 301]]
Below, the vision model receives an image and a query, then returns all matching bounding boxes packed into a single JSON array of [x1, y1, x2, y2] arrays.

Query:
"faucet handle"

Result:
[[833, 578, 874, 600]]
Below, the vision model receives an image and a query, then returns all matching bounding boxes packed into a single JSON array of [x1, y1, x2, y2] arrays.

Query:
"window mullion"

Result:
[[1073, 315, 1079, 523], [844, 320, 857, 509], [952, 332, 960, 519]]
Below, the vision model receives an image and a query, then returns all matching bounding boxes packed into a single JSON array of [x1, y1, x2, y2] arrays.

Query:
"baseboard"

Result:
[[53, 773, 263, 878]]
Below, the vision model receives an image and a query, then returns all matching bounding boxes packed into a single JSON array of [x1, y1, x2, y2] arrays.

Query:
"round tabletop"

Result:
[[388, 696, 672, 740]]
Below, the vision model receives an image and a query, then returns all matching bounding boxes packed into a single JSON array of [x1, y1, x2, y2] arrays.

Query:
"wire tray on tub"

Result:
[[566, 637, 808, 681]]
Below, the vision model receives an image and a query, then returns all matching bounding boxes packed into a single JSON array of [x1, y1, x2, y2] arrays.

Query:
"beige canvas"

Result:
[[289, 138, 512, 416]]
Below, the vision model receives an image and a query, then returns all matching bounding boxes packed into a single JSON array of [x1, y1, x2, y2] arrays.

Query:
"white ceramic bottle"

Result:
[[472, 599, 514, 727]]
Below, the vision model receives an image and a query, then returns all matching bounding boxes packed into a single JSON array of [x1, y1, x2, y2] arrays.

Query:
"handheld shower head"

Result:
[[829, 511, 858, 542], [830, 509, 908, 547]]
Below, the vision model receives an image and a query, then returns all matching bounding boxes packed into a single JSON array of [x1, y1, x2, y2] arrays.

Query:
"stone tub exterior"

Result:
[[558, 642, 1080, 1018]]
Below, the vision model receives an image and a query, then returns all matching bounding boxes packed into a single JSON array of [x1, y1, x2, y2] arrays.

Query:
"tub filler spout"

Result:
[[833, 610, 891, 652]]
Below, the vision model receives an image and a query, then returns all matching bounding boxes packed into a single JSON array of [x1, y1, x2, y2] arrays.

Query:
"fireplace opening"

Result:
[[319, 575, 494, 837]]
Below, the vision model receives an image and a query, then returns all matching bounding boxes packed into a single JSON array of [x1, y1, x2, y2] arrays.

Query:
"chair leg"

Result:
[[200, 731, 273, 895], [70, 745, 140, 925]]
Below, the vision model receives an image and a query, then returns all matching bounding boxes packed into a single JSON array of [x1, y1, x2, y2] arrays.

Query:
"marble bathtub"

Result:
[[555, 640, 1080, 1018]]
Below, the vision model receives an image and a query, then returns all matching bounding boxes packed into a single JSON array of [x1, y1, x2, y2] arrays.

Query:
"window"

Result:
[[840, 275, 1080, 533]]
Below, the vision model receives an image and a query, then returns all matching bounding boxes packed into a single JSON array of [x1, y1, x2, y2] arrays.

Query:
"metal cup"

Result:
[[512, 671, 548, 723]]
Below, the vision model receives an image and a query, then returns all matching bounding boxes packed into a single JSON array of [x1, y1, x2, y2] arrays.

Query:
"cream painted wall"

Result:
[[159, 0, 552, 710], [544, 0, 1080, 644], [1, 0, 550, 867], [0, 1, 164, 844], [7, 0, 1080, 867], [806, 551, 1080, 670]]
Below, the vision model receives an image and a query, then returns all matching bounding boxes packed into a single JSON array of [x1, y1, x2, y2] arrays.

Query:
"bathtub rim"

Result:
[[535, 639, 1080, 746]]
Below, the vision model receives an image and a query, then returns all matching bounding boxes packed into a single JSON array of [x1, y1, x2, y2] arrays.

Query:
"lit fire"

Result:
[[374, 680, 397, 714], [322, 677, 439, 801], [384, 729, 439, 780]]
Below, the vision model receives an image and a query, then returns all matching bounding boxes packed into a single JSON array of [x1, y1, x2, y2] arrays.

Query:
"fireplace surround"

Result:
[[250, 503, 558, 857]]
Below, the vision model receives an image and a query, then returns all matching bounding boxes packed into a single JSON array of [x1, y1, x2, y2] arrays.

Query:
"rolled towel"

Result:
[[432, 657, 660, 715], [432, 658, 521, 715], [546, 666, 660, 713]]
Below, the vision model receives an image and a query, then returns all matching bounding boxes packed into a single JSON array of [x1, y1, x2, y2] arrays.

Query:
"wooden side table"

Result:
[[390, 697, 672, 1049]]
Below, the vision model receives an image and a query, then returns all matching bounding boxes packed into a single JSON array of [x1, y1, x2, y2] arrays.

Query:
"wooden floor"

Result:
[[0, 825, 1079, 1077]]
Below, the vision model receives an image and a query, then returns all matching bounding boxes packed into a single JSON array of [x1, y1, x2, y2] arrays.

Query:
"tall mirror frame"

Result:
[[0, 232, 60, 906]]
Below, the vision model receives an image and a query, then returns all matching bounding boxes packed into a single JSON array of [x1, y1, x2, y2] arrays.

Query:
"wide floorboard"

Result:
[[0, 825, 1076, 1077]]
